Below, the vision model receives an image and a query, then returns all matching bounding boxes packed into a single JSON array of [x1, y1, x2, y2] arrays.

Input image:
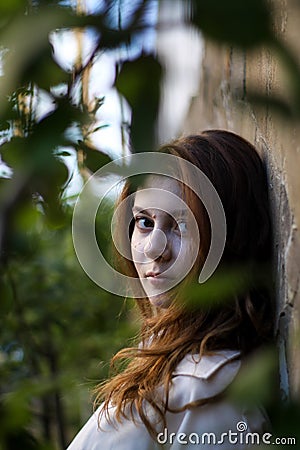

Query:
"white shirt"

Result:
[[66, 350, 268, 449]]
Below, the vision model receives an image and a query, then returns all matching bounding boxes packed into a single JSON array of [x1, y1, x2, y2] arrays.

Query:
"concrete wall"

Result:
[[182, 2, 300, 399]]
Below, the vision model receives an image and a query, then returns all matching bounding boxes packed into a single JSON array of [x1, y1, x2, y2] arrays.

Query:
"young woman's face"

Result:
[[130, 175, 198, 308]]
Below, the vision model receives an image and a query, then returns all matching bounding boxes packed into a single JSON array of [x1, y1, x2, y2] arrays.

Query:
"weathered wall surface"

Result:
[[182, 2, 300, 398]]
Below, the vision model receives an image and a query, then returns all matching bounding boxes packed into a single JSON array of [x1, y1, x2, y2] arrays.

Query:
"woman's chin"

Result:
[[148, 294, 172, 309]]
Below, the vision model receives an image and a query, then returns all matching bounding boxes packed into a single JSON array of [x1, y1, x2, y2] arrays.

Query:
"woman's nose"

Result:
[[144, 228, 171, 261]]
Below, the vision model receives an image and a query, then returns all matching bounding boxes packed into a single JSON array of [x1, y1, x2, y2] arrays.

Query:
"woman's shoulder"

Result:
[[165, 350, 269, 445], [169, 350, 241, 408], [173, 349, 241, 380]]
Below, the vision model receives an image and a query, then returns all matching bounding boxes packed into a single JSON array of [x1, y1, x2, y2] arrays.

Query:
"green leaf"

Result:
[[21, 45, 69, 89], [228, 347, 277, 406], [77, 140, 112, 172], [26, 99, 83, 166], [0, 121, 10, 132], [115, 55, 162, 152], [0, 137, 27, 169], [30, 157, 69, 197], [0, 7, 75, 107], [191, 0, 272, 48], [183, 264, 255, 309], [0, 0, 27, 16], [246, 91, 295, 118], [56, 150, 72, 157]]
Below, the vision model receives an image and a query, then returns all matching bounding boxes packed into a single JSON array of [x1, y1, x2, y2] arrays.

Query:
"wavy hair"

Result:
[[94, 130, 274, 437]]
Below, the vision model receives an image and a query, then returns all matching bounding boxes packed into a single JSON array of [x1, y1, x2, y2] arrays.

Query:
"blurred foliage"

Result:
[[191, 0, 272, 47], [0, 207, 136, 449], [0, 0, 153, 448], [0, 0, 300, 448], [116, 54, 162, 152]]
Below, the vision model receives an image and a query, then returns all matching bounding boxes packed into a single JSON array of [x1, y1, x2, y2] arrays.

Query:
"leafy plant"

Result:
[[1, 0, 300, 448]]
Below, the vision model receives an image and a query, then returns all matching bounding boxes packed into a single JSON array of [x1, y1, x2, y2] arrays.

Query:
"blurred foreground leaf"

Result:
[[228, 347, 278, 406], [184, 263, 271, 308], [0, 215, 136, 447], [115, 55, 162, 152], [77, 140, 112, 172], [191, 0, 272, 48]]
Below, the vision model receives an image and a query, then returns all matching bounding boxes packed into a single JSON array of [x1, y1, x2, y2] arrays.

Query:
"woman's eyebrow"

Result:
[[132, 206, 146, 213], [132, 206, 188, 217], [172, 209, 188, 217]]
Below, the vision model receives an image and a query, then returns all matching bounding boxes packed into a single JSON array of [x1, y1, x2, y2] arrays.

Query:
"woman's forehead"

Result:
[[133, 176, 186, 213], [141, 175, 182, 195]]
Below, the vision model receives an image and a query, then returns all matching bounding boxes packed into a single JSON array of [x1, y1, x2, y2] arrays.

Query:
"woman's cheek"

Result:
[[131, 234, 146, 265], [176, 235, 189, 258], [177, 237, 195, 270]]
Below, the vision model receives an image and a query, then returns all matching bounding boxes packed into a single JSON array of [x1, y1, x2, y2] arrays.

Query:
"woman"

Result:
[[67, 130, 274, 449]]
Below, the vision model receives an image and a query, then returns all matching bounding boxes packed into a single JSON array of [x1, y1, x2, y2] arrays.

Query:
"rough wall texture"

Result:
[[182, 1, 300, 399]]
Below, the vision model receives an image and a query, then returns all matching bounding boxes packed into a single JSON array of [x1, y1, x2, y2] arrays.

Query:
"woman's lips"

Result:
[[144, 271, 170, 286], [145, 271, 161, 278]]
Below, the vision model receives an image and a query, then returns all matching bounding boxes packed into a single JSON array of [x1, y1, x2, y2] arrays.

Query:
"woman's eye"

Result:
[[135, 216, 154, 230], [175, 220, 188, 234]]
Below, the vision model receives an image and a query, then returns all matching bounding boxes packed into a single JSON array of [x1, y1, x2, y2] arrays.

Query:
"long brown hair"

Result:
[[95, 130, 274, 437]]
